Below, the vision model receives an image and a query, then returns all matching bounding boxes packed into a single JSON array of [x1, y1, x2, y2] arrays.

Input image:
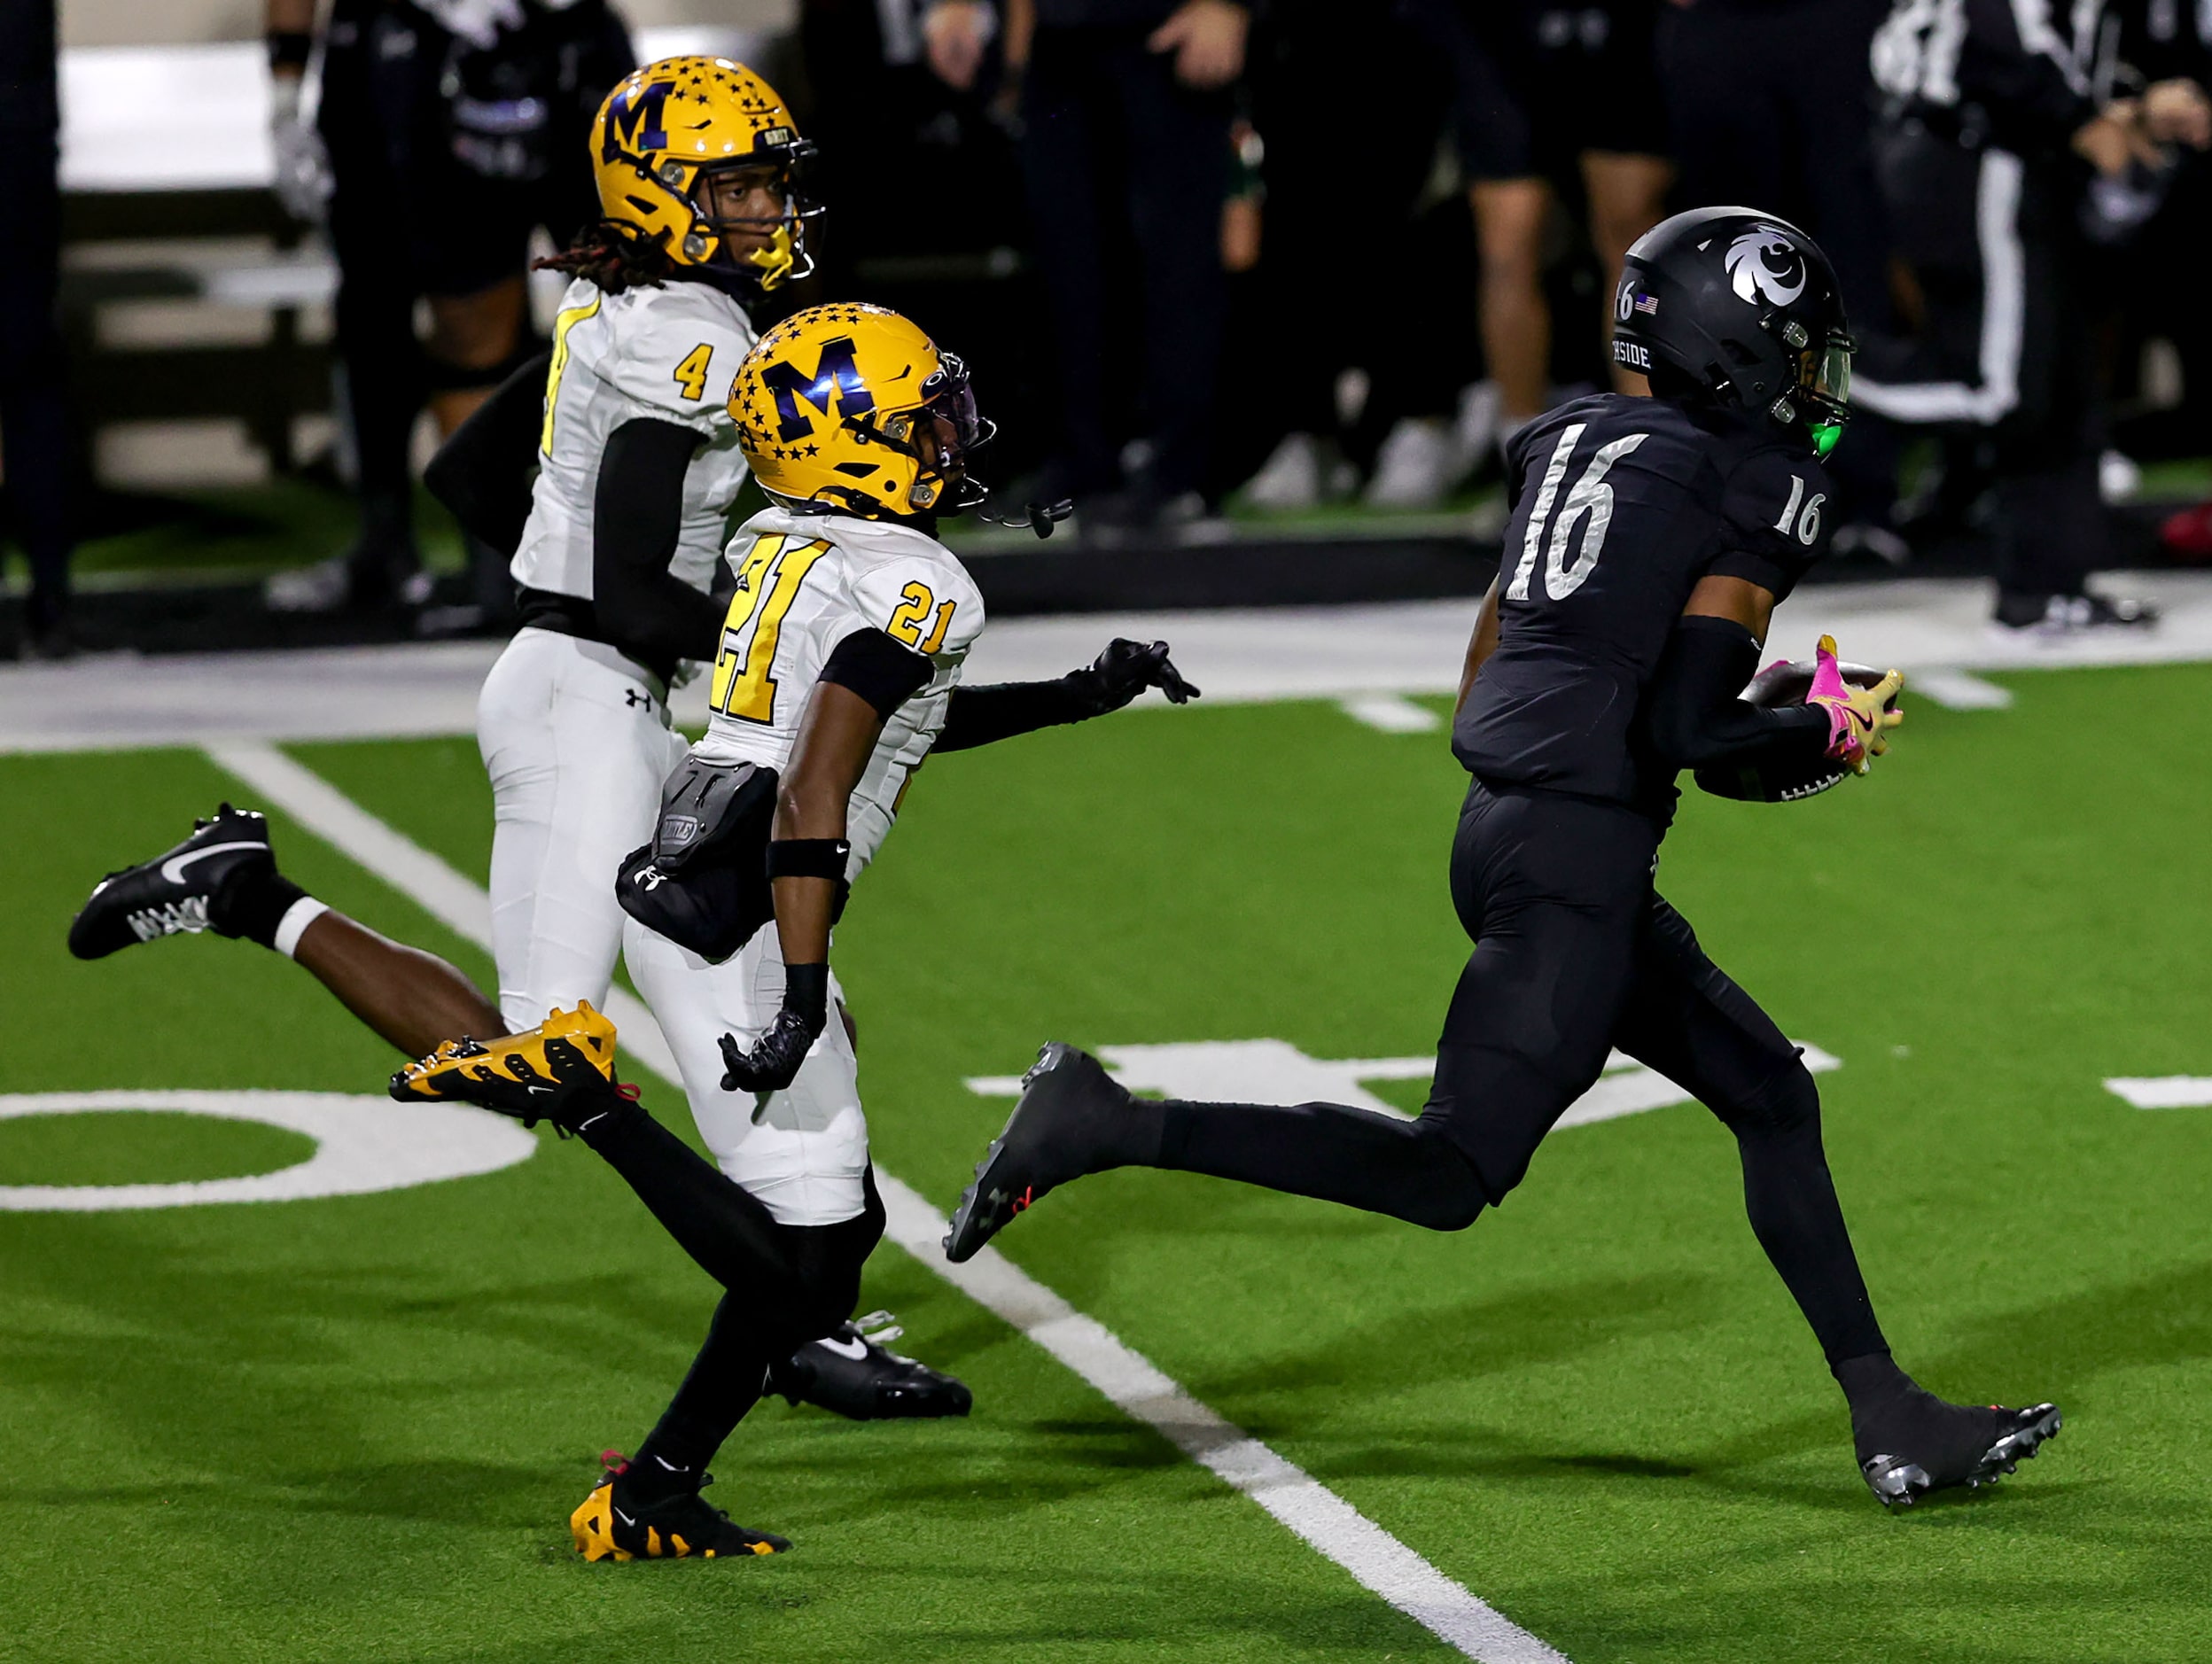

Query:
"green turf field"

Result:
[[4, 666, 2210, 1663]]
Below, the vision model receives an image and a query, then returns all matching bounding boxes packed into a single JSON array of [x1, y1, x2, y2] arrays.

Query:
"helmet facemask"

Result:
[[849, 354, 996, 517], [1766, 316, 1856, 459], [679, 146, 822, 291]]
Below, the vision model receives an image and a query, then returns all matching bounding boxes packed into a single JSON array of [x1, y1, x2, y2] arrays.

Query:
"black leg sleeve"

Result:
[[623, 1177, 884, 1493], [1613, 898, 1889, 1365], [628, 1291, 775, 1494]]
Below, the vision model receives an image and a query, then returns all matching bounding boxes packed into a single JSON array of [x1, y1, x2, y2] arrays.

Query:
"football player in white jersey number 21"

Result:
[[68, 72, 1197, 1558]]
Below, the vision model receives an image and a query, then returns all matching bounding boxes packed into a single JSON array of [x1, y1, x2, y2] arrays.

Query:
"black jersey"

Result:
[[1454, 393, 1831, 813]]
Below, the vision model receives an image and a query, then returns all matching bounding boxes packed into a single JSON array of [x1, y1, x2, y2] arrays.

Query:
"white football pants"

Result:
[[623, 917, 870, 1227], [477, 627, 869, 1226], [477, 628, 682, 1031]]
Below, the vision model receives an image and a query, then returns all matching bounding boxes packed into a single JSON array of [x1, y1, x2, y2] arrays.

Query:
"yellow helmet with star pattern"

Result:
[[729, 304, 996, 519], [590, 56, 819, 289]]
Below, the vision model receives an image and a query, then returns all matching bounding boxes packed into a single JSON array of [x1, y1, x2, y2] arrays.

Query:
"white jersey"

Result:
[[512, 276, 757, 603], [689, 503, 987, 870]]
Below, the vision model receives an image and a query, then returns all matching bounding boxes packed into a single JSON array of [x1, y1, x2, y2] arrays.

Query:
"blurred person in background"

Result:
[[1860, 0, 2209, 634], [263, 0, 634, 623], [1382, 0, 1672, 509], [1225, 1, 1474, 515], [1005, 0, 1248, 534], [0, 0, 75, 659], [1656, 0, 1905, 562], [793, 0, 1041, 478]]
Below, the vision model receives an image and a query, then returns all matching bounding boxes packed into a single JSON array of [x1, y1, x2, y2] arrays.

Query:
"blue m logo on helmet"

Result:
[[760, 337, 875, 441]]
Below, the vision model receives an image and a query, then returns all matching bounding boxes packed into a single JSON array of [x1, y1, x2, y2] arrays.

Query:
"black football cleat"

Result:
[[944, 1043, 1134, 1263], [571, 1453, 790, 1562], [68, 804, 274, 960], [771, 1312, 973, 1420], [1860, 1401, 2062, 1507]]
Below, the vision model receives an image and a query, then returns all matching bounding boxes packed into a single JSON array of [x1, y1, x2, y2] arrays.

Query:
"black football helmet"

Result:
[[1612, 207, 1854, 458]]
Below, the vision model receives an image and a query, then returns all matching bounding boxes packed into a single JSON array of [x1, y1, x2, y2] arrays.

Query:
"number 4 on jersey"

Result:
[[673, 343, 714, 402], [1507, 423, 1648, 602]]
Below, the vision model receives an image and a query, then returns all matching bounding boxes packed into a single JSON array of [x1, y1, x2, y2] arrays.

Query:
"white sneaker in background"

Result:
[[2099, 449, 2142, 504], [264, 556, 353, 613], [1453, 381, 1502, 472], [1364, 416, 1467, 509], [1240, 432, 1324, 511]]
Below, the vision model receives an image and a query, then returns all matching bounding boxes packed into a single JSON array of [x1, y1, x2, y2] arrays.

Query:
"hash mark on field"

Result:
[[1339, 695, 1444, 733], [206, 740, 1568, 1664], [1908, 668, 2015, 710], [2106, 1077, 2212, 1109]]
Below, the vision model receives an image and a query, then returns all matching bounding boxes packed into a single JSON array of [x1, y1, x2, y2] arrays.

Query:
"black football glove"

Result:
[[718, 963, 830, 1100], [1066, 639, 1201, 716]]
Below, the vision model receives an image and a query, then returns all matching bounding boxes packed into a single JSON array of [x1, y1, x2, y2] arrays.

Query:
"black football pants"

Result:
[[0, 120, 72, 633], [1856, 128, 2105, 600], [1156, 782, 1889, 1365], [577, 1105, 884, 1470], [1019, 26, 1231, 499]]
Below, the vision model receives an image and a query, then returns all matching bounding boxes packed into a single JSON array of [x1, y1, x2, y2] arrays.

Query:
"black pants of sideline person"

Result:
[[1149, 781, 1889, 1369], [1856, 128, 2106, 603], [1656, 0, 1900, 533], [0, 119, 73, 646], [1019, 25, 1231, 502]]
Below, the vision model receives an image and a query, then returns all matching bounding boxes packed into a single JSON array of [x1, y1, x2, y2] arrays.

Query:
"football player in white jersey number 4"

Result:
[[70, 299, 1197, 1555]]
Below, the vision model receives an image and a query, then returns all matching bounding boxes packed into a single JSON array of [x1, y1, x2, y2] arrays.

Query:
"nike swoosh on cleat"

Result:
[[814, 1334, 870, 1362], [614, 1508, 635, 1526], [159, 841, 265, 885], [526, 1085, 554, 1095]]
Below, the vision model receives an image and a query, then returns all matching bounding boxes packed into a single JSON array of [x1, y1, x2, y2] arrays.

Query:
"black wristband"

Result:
[[766, 837, 851, 882], [782, 961, 830, 1027], [269, 30, 313, 71]]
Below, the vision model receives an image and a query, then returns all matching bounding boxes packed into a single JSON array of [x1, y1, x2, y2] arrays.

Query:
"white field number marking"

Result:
[[203, 741, 1566, 1664], [0, 1092, 534, 1211], [968, 1038, 1842, 1129]]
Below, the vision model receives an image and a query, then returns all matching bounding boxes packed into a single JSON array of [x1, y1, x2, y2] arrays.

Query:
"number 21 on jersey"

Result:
[[710, 534, 830, 724]]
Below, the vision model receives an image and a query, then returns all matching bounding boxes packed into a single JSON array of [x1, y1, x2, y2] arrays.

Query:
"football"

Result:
[[1693, 656, 1900, 803]]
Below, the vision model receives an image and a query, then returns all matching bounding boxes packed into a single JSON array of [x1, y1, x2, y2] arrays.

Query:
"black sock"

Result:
[[208, 867, 309, 948], [1732, 1075, 1889, 1364], [577, 1103, 793, 1293], [1157, 1097, 1489, 1232], [1833, 1350, 1998, 1474], [627, 1294, 773, 1501]]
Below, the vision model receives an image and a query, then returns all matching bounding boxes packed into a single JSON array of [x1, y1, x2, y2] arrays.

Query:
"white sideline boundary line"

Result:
[[201, 739, 1568, 1664]]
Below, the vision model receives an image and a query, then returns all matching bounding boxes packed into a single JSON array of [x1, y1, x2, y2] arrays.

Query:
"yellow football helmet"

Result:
[[589, 56, 818, 289], [728, 303, 995, 518]]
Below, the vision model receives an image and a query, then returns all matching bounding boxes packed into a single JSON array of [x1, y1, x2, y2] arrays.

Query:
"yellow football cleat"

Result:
[[570, 1456, 790, 1561], [387, 1001, 621, 1130]]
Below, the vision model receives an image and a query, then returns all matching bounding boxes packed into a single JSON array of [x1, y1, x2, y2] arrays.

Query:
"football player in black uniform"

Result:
[[945, 207, 2062, 1509]]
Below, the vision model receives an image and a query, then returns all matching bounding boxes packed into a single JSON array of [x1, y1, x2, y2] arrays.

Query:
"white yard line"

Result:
[[202, 738, 1566, 1664]]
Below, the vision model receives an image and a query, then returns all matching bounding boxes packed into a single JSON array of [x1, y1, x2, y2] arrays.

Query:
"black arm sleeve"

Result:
[[1647, 616, 1833, 771], [592, 417, 726, 669], [933, 678, 1096, 753], [422, 348, 551, 558], [820, 628, 935, 717]]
